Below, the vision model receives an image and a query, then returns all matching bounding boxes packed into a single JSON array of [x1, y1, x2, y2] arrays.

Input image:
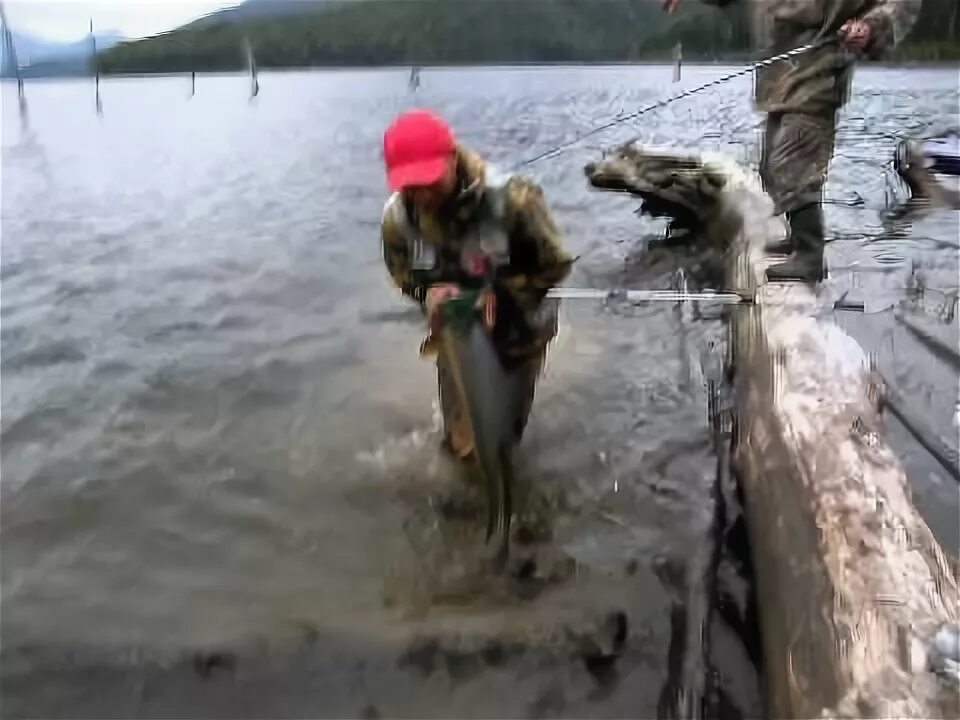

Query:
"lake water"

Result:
[[1, 64, 958, 718]]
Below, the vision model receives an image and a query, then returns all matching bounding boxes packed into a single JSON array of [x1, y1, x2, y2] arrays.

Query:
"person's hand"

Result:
[[839, 19, 871, 51], [662, 0, 682, 13], [425, 283, 460, 332]]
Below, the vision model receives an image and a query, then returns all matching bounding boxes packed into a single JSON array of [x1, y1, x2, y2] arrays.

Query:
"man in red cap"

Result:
[[380, 108, 574, 461]]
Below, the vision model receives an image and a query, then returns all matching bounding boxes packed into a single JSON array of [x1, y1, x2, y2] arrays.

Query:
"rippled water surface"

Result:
[[2, 65, 958, 717]]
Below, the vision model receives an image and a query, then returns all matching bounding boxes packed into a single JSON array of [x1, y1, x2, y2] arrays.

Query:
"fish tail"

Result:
[[485, 468, 498, 543], [484, 447, 514, 555], [498, 446, 514, 561]]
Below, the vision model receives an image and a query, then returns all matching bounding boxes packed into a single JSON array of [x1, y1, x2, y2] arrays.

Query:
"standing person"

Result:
[[379, 109, 574, 461], [663, 0, 922, 283]]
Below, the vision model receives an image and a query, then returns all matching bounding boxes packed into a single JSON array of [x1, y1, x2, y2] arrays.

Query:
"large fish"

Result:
[[438, 289, 524, 568]]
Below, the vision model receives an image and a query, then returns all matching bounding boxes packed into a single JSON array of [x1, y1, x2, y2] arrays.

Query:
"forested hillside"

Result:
[[97, 0, 959, 73]]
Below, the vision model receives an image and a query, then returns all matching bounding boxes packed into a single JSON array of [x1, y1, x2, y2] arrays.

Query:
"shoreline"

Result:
[[8, 58, 957, 81]]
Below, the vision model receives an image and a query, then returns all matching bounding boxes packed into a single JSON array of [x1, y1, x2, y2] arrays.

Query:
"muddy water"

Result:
[[1, 65, 956, 718]]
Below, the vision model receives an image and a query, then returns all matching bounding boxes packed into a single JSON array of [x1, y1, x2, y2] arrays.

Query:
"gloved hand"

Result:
[[425, 283, 461, 332], [839, 19, 872, 51]]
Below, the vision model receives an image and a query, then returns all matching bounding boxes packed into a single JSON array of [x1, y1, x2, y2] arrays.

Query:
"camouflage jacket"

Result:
[[708, 0, 922, 113], [380, 145, 573, 353]]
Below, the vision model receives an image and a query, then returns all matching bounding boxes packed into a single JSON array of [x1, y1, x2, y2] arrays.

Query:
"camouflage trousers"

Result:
[[436, 344, 547, 461], [760, 110, 838, 215]]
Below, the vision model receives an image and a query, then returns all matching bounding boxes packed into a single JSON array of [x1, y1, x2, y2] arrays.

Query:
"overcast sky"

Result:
[[5, 1, 240, 41]]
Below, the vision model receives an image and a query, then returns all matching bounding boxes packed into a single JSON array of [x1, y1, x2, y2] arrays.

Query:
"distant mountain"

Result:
[[8, 30, 66, 64], [2, 28, 124, 76], [9, 29, 123, 64]]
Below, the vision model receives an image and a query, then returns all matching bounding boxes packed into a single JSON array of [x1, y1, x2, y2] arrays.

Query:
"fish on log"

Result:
[[584, 143, 960, 719]]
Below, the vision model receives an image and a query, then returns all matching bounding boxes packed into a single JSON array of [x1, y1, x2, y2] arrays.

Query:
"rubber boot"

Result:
[[765, 203, 826, 284], [764, 237, 793, 255]]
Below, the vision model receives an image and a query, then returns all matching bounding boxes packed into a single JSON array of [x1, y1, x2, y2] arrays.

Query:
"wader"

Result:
[[761, 110, 837, 284]]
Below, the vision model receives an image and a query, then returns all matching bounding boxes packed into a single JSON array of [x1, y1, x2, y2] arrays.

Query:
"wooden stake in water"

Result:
[[0, 1, 28, 125], [673, 42, 682, 83], [91, 18, 102, 115], [245, 37, 259, 99], [190, 70, 196, 98]]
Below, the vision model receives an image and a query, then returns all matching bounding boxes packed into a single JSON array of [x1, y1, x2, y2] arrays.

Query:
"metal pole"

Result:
[[545, 287, 878, 313], [546, 287, 750, 304]]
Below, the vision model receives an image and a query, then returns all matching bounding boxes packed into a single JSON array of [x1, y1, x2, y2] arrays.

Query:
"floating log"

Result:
[[585, 144, 960, 719]]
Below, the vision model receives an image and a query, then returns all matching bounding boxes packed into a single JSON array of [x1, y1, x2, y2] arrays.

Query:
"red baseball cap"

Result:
[[383, 109, 456, 191]]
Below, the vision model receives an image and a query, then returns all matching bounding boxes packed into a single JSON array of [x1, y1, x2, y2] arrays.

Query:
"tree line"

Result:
[[96, 0, 960, 74]]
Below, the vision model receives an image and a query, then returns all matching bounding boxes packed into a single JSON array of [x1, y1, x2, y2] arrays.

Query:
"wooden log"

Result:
[[585, 145, 960, 719]]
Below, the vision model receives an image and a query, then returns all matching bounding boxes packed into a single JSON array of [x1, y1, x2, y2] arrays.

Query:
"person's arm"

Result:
[[857, 0, 923, 59], [499, 177, 574, 312], [381, 200, 470, 333], [381, 205, 428, 310]]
